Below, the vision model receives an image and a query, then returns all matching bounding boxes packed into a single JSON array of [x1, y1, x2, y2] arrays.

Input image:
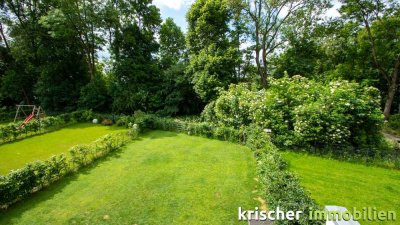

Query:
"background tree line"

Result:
[[0, 0, 398, 118]]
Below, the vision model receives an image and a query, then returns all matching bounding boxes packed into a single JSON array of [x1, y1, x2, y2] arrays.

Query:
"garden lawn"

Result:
[[283, 151, 400, 225], [0, 123, 124, 175], [0, 130, 257, 225]]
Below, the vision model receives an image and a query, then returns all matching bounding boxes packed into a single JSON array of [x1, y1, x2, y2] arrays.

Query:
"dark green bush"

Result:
[[387, 114, 400, 130], [132, 111, 157, 130], [255, 149, 323, 225]]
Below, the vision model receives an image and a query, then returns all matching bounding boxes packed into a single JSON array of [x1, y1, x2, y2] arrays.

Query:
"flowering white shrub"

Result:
[[203, 76, 384, 147]]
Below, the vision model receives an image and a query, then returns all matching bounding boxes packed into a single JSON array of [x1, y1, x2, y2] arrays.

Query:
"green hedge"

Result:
[[132, 114, 322, 225], [0, 110, 94, 144], [0, 132, 128, 208], [256, 149, 323, 225]]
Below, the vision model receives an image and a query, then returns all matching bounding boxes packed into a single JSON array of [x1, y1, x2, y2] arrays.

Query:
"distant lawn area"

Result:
[[0, 130, 257, 225], [0, 121, 12, 126], [0, 123, 124, 175], [283, 151, 400, 225]]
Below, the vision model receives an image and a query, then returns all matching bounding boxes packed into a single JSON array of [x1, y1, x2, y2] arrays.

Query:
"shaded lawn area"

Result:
[[0, 123, 124, 175], [0, 130, 258, 225], [0, 121, 11, 126], [283, 151, 400, 225]]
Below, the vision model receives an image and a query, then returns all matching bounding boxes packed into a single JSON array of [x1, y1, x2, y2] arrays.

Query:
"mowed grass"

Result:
[[0, 130, 257, 225], [0, 123, 124, 175], [283, 151, 400, 225]]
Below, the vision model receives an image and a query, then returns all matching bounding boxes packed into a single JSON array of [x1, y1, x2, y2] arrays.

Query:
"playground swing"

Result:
[[13, 105, 46, 126]]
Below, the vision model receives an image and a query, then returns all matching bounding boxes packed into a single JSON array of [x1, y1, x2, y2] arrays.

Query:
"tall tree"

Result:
[[43, 0, 104, 80], [340, 0, 400, 118], [109, 0, 162, 113], [159, 18, 201, 115], [0, 0, 55, 104], [159, 17, 186, 68], [186, 0, 241, 102], [242, 0, 329, 87]]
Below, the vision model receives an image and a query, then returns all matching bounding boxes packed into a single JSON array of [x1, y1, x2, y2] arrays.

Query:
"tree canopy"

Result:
[[0, 0, 398, 118]]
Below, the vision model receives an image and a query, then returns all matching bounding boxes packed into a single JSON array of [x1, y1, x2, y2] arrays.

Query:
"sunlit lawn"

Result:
[[0, 130, 257, 225], [0, 123, 124, 175], [283, 151, 400, 225]]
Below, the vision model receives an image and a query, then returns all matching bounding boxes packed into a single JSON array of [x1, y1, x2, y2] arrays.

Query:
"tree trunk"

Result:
[[255, 21, 264, 87], [261, 32, 268, 88], [0, 23, 10, 50], [383, 57, 400, 119]]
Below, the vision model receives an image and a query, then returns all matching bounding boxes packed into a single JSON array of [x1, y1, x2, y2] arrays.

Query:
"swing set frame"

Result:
[[13, 105, 46, 123]]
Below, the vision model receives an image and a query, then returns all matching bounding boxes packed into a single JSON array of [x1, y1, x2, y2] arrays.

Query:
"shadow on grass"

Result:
[[61, 123, 125, 131], [143, 130, 179, 139], [0, 148, 125, 222]]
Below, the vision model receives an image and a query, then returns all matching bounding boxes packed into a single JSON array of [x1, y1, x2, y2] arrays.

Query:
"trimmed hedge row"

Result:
[[0, 110, 94, 144], [0, 132, 129, 208], [130, 114, 323, 225]]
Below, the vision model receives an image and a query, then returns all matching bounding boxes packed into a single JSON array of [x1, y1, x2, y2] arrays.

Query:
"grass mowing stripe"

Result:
[[0, 123, 124, 175], [283, 151, 400, 225], [0, 130, 258, 225]]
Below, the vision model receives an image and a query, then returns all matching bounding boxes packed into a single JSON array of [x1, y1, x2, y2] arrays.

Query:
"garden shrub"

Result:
[[294, 81, 383, 147], [128, 123, 140, 139], [204, 76, 385, 149], [213, 84, 256, 128], [115, 115, 134, 127], [387, 114, 400, 130], [101, 119, 113, 126], [132, 111, 157, 130], [256, 149, 323, 225], [70, 110, 94, 122], [0, 106, 14, 122], [385, 114, 400, 136]]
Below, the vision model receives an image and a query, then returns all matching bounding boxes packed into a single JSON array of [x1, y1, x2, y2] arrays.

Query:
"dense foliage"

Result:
[[0, 0, 398, 118], [186, 0, 242, 103], [203, 76, 384, 149]]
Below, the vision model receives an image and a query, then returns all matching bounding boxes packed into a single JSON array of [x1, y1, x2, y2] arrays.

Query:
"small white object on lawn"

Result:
[[92, 118, 98, 124]]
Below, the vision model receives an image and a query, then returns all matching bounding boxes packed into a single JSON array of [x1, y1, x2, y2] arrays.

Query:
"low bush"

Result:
[[256, 149, 323, 225], [101, 119, 113, 126], [0, 132, 129, 208], [384, 114, 400, 136], [0, 107, 14, 122], [387, 114, 400, 130]]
